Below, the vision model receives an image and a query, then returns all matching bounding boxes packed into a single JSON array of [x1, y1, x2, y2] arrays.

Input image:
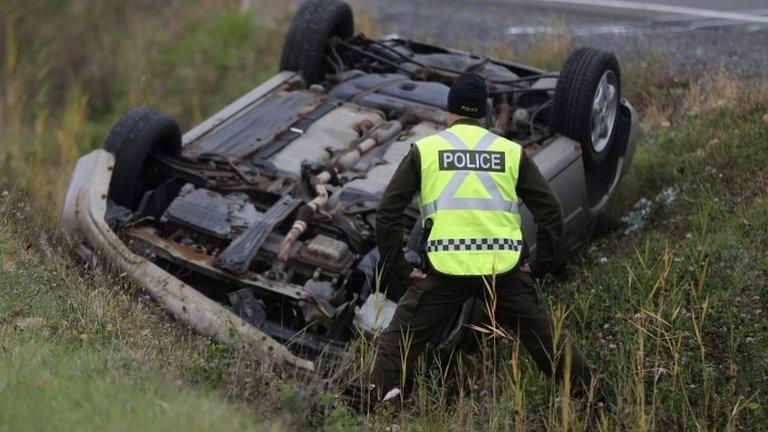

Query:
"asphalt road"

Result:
[[366, 0, 768, 76]]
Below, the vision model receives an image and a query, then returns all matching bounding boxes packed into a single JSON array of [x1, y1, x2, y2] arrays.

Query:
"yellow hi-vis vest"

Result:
[[416, 123, 523, 276]]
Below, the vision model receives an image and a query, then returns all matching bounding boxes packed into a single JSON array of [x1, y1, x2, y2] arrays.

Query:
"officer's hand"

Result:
[[519, 263, 532, 274], [409, 268, 427, 280]]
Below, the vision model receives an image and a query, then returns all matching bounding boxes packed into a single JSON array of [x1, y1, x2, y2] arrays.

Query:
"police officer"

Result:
[[370, 73, 595, 399]]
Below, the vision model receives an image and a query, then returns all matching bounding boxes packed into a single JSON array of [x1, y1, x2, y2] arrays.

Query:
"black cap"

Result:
[[447, 73, 488, 119]]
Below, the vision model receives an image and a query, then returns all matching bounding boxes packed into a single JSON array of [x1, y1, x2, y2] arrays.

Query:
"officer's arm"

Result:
[[376, 146, 421, 280], [515, 152, 564, 276]]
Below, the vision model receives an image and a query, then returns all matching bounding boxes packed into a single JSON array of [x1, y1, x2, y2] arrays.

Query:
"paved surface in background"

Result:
[[366, 0, 768, 76]]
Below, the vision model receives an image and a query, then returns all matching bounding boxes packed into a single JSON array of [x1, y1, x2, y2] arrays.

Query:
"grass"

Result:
[[0, 0, 285, 220], [0, 201, 264, 431], [348, 85, 768, 430], [1, 0, 767, 430], [0, 339, 257, 432]]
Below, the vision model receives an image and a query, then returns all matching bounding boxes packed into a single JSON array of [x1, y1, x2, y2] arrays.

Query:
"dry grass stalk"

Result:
[[682, 67, 743, 115]]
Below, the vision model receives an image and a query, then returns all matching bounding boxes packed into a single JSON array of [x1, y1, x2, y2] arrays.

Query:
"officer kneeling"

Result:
[[369, 73, 597, 402]]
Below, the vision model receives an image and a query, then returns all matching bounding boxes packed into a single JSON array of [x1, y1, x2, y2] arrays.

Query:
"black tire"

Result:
[[280, 0, 354, 84], [104, 107, 181, 209], [551, 47, 621, 168]]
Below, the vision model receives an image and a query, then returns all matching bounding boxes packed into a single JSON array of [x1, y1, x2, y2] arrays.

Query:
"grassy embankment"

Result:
[[0, 1, 296, 431], [1, 1, 767, 430]]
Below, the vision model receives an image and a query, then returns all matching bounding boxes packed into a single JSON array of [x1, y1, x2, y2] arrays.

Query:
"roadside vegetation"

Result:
[[0, 206, 263, 430], [1, 1, 766, 430]]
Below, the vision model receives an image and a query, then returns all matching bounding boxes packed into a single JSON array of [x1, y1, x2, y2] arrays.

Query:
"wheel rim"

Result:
[[590, 70, 618, 154]]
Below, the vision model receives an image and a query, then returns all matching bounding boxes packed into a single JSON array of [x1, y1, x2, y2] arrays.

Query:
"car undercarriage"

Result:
[[60, 0, 638, 369]]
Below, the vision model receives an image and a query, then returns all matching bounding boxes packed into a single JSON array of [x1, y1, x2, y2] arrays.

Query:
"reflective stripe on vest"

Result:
[[420, 130, 520, 217], [426, 238, 524, 252], [416, 123, 523, 276]]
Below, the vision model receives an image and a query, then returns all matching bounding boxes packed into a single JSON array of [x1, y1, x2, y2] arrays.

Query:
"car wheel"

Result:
[[550, 47, 621, 168], [279, 0, 354, 85], [104, 107, 181, 209]]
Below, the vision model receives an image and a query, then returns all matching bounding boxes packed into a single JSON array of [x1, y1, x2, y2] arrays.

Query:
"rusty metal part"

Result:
[[124, 225, 310, 300], [277, 181, 329, 263], [124, 225, 337, 322], [492, 99, 511, 136], [277, 220, 306, 263], [307, 182, 329, 211], [333, 109, 419, 170], [277, 109, 418, 264], [215, 195, 301, 274], [276, 97, 400, 259], [351, 118, 374, 135], [268, 103, 386, 178], [59, 150, 315, 371]]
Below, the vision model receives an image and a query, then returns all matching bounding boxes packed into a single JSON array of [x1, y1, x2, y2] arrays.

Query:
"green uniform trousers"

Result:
[[369, 269, 593, 396]]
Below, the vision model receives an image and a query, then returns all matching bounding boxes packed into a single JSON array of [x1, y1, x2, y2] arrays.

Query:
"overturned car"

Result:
[[60, 0, 637, 370]]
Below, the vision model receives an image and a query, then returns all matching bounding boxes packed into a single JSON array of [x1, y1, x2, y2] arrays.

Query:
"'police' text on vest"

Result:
[[438, 150, 505, 172]]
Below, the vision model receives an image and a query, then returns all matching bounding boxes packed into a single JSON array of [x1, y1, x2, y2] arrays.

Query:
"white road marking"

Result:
[[534, 0, 768, 24], [507, 23, 649, 36]]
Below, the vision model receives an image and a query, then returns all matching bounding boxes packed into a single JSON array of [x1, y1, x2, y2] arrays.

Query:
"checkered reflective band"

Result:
[[426, 238, 524, 252]]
